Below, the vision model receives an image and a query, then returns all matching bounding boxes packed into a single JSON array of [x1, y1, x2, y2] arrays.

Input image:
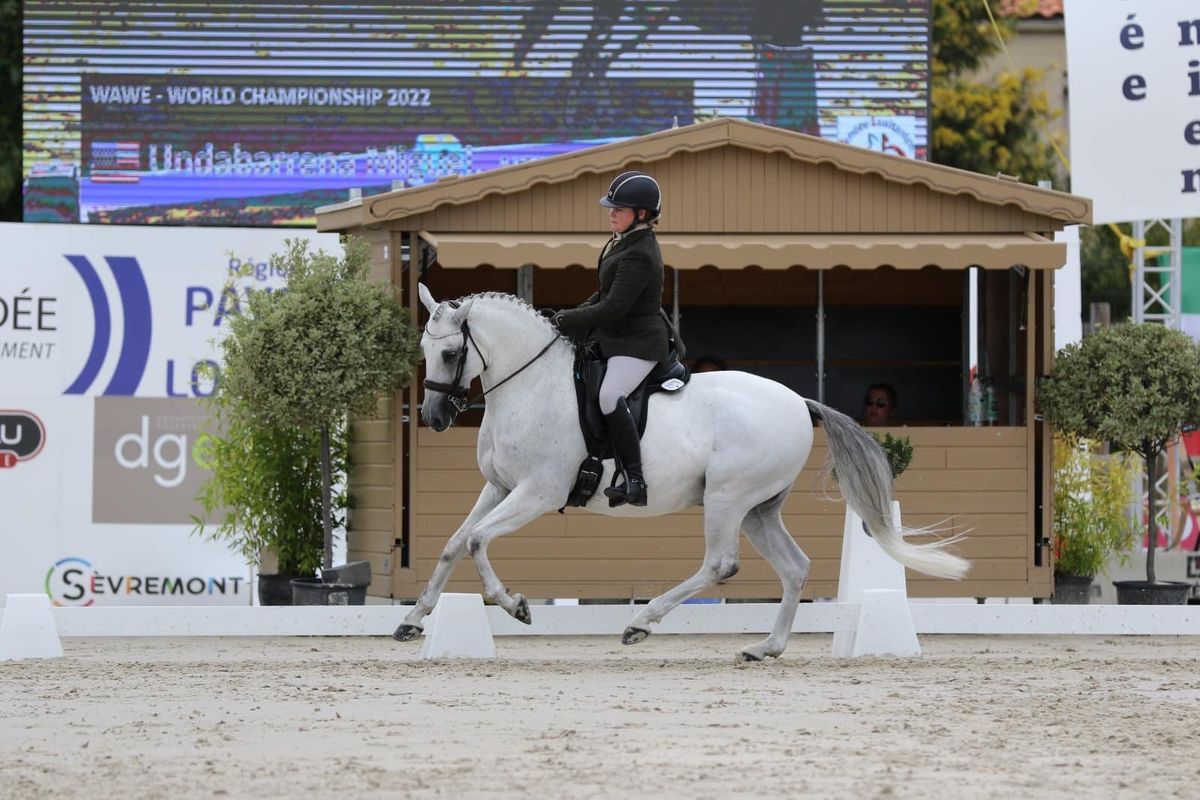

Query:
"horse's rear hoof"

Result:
[[736, 650, 764, 663], [393, 624, 423, 642], [622, 626, 650, 645], [513, 593, 532, 625]]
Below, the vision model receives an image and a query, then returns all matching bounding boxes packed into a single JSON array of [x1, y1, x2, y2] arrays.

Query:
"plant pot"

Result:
[[1052, 573, 1093, 605], [1112, 580, 1191, 605], [257, 573, 301, 606], [290, 577, 367, 606], [321, 560, 371, 587]]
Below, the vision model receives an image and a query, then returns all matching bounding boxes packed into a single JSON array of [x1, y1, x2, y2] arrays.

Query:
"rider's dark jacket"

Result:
[[553, 226, 670, 363]]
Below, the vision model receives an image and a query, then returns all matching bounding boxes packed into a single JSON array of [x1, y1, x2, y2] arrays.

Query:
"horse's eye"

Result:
[[442, 350, 458, 363]]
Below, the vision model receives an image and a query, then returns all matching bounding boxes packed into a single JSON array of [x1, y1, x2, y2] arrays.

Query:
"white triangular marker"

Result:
[[832, 501, 920, 657], [421, 593, 496, 659], [0, 594, 64, 661]]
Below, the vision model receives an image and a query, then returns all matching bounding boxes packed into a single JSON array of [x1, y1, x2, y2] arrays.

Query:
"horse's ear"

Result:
[[451, 296, 474, 323], [418, 283, 438, 315]]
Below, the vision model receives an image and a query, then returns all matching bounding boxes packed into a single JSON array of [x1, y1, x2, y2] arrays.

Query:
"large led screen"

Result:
[[23, 1, 931, 226]]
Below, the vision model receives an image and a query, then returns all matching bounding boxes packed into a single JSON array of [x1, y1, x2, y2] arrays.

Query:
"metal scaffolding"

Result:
[[1131, 219, 1183, 327]]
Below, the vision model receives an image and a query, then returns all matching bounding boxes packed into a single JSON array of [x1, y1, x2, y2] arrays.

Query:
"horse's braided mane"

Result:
[[458, 291, 563, 339]]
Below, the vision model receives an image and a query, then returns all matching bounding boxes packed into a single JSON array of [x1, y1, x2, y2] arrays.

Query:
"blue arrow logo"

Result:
[[63, 254, 152, 395]]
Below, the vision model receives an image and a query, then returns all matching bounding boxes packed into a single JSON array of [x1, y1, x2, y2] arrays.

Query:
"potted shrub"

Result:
[[204, 236, 419, 603], [1050, 434, 1136, 604], [1039, 323, 1200, 604], [832, 432, 913, 483], [193, 399, 347, 605], [874, 432, 913, 480]]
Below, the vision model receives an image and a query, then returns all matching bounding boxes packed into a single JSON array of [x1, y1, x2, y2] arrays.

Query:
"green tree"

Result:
[[1052, 433, 1136, 579], [216, 236, 420, 569], [194, 400, 347, 577], [931, 0, 1060, 186], [1080, 224, 1131, 322], [1186, 219, 1200, 247], [0, 0, 21, 221], [1039, 323, 1200, 584]]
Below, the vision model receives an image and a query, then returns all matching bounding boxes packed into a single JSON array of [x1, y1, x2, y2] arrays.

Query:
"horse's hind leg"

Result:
[[623, 500, 744, 644], [738, 491, 810, 662], [394, 482, 508, 641]]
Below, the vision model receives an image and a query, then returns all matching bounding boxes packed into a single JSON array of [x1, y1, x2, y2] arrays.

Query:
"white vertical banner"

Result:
[[1054, 225, 1083, 350], [1064, 0, 1200, 223], [0, 224, 340, 606]]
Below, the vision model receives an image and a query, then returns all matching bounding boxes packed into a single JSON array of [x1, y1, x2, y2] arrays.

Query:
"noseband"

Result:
[[423, 317, 560, 416]]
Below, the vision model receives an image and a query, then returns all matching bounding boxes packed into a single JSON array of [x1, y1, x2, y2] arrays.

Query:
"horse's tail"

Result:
[[805, 399, 970, 580]]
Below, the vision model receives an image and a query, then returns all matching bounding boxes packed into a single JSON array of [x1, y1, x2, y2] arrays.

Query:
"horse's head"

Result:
[[418, 283, 481, 431]]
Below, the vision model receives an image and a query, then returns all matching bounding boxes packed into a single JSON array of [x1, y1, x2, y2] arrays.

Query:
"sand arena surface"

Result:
[[3, 634, 1199, 799]]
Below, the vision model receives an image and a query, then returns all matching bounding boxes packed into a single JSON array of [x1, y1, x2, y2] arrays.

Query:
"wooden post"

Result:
[[403, 231, 423, 595]]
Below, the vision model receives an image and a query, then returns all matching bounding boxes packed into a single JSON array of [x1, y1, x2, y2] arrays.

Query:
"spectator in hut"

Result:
[[864, 383, 897, 427]]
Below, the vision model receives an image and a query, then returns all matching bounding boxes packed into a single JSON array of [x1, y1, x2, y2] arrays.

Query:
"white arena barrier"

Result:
[[3, 600, 1195, 640]]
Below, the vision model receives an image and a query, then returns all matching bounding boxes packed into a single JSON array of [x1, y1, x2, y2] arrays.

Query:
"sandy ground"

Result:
[[2, 634, 1199, 800]]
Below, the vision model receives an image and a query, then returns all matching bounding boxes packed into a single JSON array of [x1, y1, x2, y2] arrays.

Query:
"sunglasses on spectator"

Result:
[[864, 398, 890, 408]]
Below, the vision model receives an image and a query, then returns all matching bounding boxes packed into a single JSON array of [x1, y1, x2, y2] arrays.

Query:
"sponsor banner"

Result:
[[0, 409, 46, 469], [44, 555, 249, 607], [1, 395, 251, 605], [0, 225, 336, 604], [0, 222, 336, 398], [1064, 0, 1200, 223], [835, 115, 918, 158], [93, 397, 210, 524]]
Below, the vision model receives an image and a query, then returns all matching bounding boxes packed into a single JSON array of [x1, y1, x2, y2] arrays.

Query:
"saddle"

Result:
[[562, 335, 690, 509]]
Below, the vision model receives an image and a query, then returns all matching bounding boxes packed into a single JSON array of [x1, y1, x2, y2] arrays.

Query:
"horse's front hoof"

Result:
[[622, 626, 650, 645], [513, 593, 532, 625], [393, 624, 423, 642], [738, 645, 782, 663]]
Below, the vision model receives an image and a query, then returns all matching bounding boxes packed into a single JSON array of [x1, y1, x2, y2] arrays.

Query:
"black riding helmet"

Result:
[[600, 171, 661, 223]]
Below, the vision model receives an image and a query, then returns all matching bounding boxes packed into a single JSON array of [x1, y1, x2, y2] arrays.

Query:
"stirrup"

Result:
[[605, 472, 647, 507], [604, 481, 629, 508]]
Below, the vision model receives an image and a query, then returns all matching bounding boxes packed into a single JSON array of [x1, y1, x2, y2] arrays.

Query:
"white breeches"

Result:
[[599, 356, 656, 414]]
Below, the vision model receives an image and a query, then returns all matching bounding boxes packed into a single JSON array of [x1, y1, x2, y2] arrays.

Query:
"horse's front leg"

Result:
[[465, 484, 559, 624], [394, 482, 508, 641]]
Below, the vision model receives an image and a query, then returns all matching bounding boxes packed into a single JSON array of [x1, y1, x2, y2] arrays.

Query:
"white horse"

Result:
[[396, 286, 968, 661]]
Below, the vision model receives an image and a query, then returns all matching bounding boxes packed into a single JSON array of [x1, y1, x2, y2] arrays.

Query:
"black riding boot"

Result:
[[602, 398, 648, 507]]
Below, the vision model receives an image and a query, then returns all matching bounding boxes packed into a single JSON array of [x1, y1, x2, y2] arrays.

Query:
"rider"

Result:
[[553, 170, 669, 507]]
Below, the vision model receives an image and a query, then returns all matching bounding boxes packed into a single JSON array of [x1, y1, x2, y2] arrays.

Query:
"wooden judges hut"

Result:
[[316, 118, 1091, 601]]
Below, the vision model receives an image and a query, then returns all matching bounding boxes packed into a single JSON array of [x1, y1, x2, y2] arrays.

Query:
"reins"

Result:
[[423, 317, 561, 413]]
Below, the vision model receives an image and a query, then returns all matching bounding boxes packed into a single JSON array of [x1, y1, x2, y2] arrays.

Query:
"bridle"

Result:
[[423, 317, 559, 415], [422, 318, 487, 413]]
